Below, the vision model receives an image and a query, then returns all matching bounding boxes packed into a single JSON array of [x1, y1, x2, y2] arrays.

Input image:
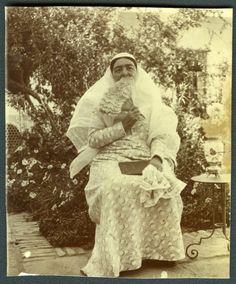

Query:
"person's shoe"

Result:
[[143, 259, 177, 267], [157, 260, 177, 267]]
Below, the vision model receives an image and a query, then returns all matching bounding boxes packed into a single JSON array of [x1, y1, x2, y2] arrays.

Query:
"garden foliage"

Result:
[[7, 7, 229, 246]]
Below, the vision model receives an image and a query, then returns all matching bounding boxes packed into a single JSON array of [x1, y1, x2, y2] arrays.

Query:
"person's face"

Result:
[[112, 58, 137, 82]]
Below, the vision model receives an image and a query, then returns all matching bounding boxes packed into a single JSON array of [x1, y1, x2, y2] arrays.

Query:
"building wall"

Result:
[[6, 105, 33, 132]]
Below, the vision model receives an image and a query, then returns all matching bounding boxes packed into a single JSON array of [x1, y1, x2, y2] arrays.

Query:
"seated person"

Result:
[[66, 52, 186, 277]]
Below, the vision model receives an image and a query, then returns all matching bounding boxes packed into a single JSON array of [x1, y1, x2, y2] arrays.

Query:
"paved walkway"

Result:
[[8, 213, 230, 278]]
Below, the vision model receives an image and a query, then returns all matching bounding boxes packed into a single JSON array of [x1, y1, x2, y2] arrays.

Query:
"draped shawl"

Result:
[[66, 53, 180, 178]]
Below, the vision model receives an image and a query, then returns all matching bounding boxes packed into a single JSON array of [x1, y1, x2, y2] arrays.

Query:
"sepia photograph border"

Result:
[[1, 0, 235, 283]]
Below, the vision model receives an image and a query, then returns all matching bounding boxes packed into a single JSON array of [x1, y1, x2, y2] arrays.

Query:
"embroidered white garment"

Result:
[[81, 113, 185, 277], [66, 53, 186, 277]]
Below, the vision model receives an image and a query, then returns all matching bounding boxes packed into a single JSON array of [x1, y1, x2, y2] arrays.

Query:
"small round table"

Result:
[[185, 173, 230, 259]]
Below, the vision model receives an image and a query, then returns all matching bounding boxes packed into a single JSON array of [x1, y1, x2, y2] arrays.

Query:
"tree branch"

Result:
[[7, 79, 60, 134]]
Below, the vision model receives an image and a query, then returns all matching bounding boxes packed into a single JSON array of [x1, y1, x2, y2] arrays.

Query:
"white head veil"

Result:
[[66, 52, 180, 178]]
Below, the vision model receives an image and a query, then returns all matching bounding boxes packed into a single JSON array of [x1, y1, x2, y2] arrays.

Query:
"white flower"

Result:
[[29, 192, 37, 199], [21, 180, 29, 187], [15, 146, 23, 152], [205, 197, 212, 204], [23, 251, 31, 258], [22, 159, 28, 166], [58, 201, 66, 207], [28, 172, 34, 177], [52, 187, 57, 194], [17, 169, 23, 175], [33, 149, 39, 153], [43, 172, 49, 181], [47, 165, 53, 169], [191, 188, 197, 195], [51, 204, 57, 211], [61, 163, 66, 169], [28, 158, 37, 169], [65, 191, 72, 198], [8, 179, 15, 186], [72, 179, 78, 185]]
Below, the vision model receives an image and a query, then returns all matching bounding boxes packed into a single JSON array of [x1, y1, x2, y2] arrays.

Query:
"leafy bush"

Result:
[[6, 7, 230, 246], [7, 131, 95, 247], [181, 182, 230, 230]]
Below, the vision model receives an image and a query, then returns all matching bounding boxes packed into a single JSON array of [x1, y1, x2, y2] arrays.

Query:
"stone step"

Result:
[[73, 247, 89, 255], [14, 235, 48, 240], [19, 245, 51, 249], [12, 224, 39, 229], [12, 227, 40, 232], [23, 256, 56, 263], [16, 233, 41, 237], [64, 247, 76, 256], [55, 248, 67, 257], [20, 247, 55, 253], [15, 239, 50, 244], [22, 251, 56, 258], [12, 221, 38, 225]]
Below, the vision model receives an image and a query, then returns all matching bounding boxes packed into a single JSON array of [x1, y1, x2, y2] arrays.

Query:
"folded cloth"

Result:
[[140, 163, 186, 208]]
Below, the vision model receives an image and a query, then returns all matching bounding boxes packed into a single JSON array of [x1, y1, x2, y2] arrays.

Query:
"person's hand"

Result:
[[114, 111, 129, 123], [122, 98, 134, 111], [121, 107, 141, 132], [149, 155, 163, 172]]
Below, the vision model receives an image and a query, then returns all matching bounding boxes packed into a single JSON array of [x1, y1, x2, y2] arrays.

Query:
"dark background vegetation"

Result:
[[6, 7, 230, 247]]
